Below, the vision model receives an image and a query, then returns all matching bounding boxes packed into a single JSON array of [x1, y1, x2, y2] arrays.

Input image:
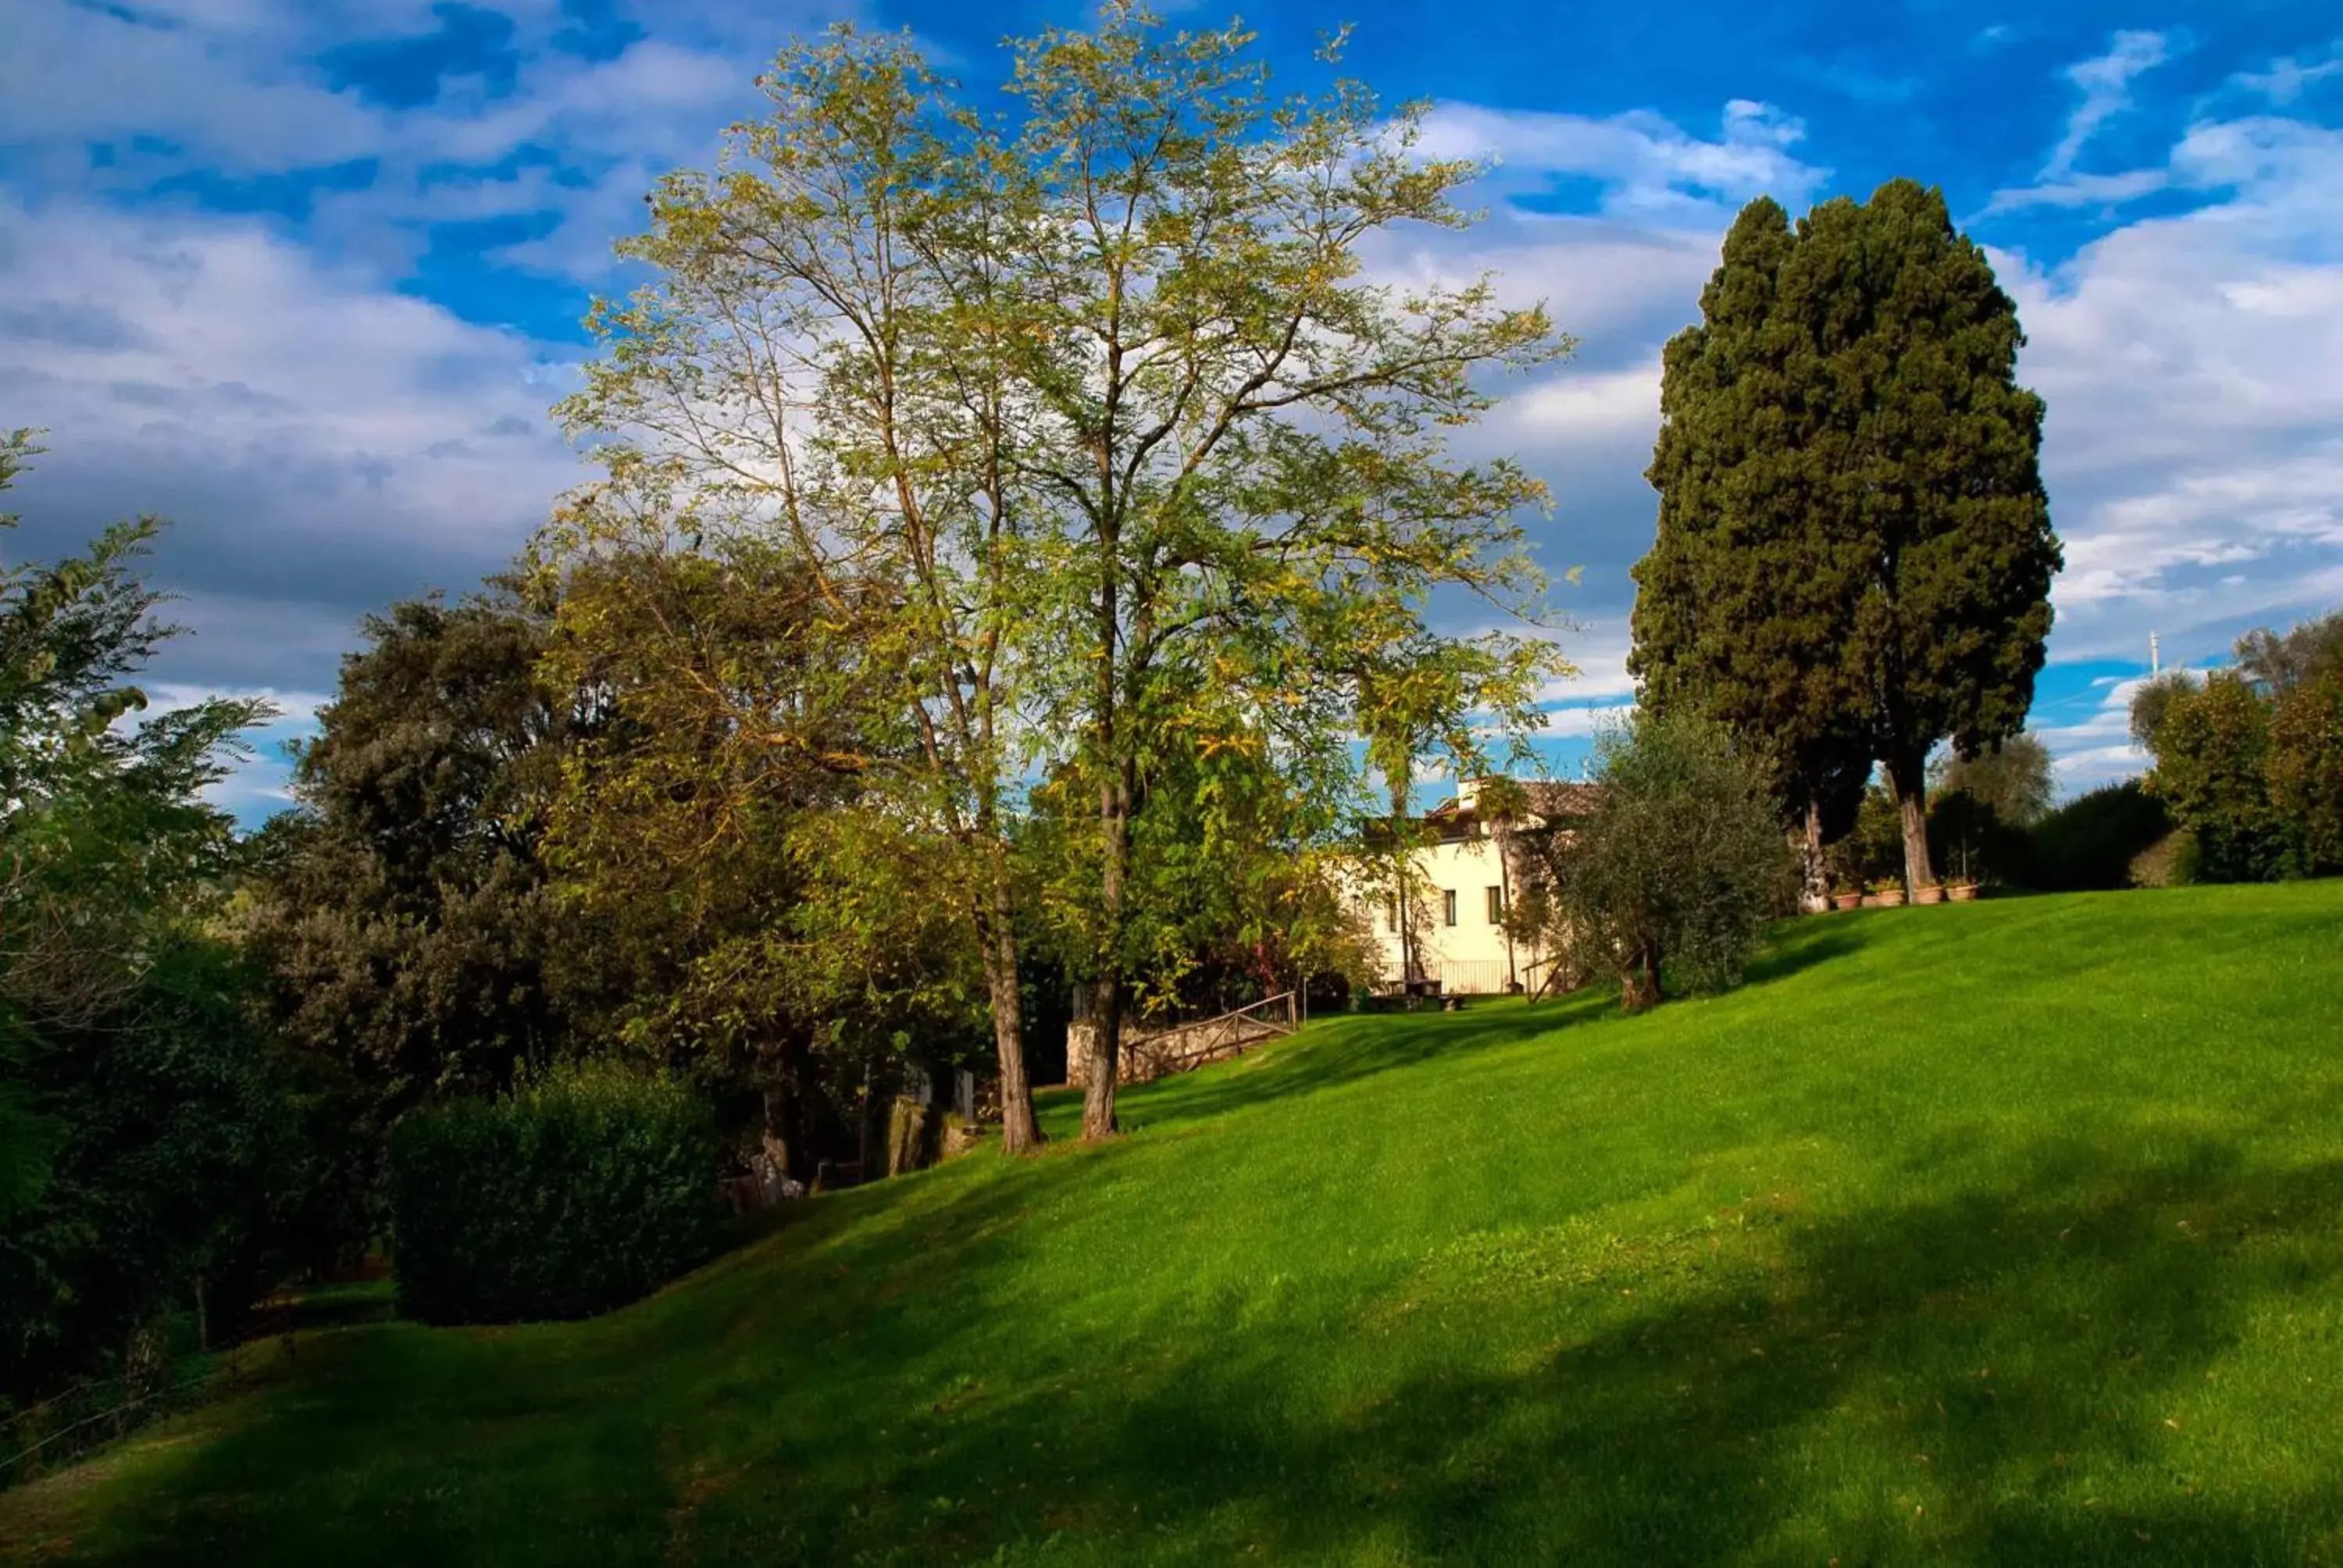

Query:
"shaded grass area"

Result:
[[7, 885, 2343, 1565]]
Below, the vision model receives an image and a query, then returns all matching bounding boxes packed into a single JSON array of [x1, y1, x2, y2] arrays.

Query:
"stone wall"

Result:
[[1065, 1011, 1289, 1089]]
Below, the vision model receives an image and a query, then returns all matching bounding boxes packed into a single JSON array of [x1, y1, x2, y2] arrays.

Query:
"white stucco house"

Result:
[[1361, 776, 1599, 997]]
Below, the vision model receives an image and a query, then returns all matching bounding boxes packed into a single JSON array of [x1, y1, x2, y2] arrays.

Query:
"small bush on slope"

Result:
[[1541, 710, 1792, 1009]]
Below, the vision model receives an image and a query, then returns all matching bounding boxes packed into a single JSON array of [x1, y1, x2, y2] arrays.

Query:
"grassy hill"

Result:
[[7, 885, 2343, 1566]]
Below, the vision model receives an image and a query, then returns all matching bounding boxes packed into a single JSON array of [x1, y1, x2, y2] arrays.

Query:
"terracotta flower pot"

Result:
[[1871, 887, 1906, 908], [1831, 892, 1863, 912], [1913, 884, 1945, 906], [1947, 882, 1980, 902]]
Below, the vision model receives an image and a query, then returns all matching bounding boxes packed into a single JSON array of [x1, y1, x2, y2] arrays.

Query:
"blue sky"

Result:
[[3, 0, 2340, 818]]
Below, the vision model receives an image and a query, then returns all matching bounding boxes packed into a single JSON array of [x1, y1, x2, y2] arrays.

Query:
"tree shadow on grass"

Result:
[[37, 1119, 2343, 1567], [1111, 916, 1874, 1139], [1739, 918, 1865, 987], [1100, 995, 1608, 1137], [689, 1135, 2343, 1566]]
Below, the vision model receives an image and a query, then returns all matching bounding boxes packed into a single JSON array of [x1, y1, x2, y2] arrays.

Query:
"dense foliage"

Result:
[[1917, 732, 2055, 887], [1632, 197, 1871, 906], [2133, 609, 2343, 882], [537, 542, 989, 1181], [236, 591, 578, 1234], [0, 433, 326, 1406], [387, 1064, 723, 1326], [1527, 711, 1790, 1010], [1634, 182, 2060, 896], [1022, 725, 1380, 1026], [1930, 732, 2054, 829], [2266, 668, 2343, 871]]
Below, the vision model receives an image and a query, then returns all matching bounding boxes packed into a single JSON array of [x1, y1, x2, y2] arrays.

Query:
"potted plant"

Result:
[[1830, 882, 1863, 912], [1944, 846, 1980, 902], [1913, 882, 1945, 905], [1867, 878, 1906, 909]]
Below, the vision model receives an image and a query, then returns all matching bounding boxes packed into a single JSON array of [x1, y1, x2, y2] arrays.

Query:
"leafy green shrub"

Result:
[[2268, 668, 2343, 874], [2019, 782, 2172, 890], [2128, 830, 2198, 889], [2144, 672, 2299, 882], [1532, 711, 1792, 1011], [389, 1064, 723, 1325]]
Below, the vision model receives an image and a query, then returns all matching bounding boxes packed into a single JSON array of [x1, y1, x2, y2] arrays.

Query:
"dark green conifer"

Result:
[[1635, 180, 2061, 894]]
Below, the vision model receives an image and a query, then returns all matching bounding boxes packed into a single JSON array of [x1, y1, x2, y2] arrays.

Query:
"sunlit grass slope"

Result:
[[5, 884, 2342, 1566]]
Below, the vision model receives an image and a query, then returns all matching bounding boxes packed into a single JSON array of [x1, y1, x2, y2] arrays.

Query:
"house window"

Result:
[[1486, 885, 1505, 923], [1443, 889, 1457, 927]]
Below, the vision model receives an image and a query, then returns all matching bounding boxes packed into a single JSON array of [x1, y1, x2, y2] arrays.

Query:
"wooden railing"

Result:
[[1072, 991, 1300, 1087]]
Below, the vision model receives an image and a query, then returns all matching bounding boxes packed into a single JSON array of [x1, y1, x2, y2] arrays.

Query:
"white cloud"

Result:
[[2047, 30, 2172, 177], [2235, 43, 2343, 106], [1414, 98, 1828, 223], [1985, 166, 2170, 213], [0, 0, 822, 287], [2029, 674, 2146, 789], [1532, 618, 1636, 707], [1983, 30, 2175, 214], [0, 191, 583, 688], [1989, 107, 2343, 667], [1502, 362, 1664, 447]]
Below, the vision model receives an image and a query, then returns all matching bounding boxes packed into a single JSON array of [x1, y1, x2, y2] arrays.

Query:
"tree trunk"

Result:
[[1798, 796, 1830, 913], [1497, 836, 1517, 989], [1082, 753, 1133, 1142], [1396, 871, 1414, 992], [1887, 754, 1935, 891], [758, 1035, 820, 1186], [1391, 779, 1416, 994], [856, 1054, 876, 1176], [1620, 944, 1662, 1012], [979, 870, 1043, 1154], [1081, 975, 1122, 1139]]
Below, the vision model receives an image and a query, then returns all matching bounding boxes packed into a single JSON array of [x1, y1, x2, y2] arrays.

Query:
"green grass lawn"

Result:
[[7, 884, 2343, 1566]]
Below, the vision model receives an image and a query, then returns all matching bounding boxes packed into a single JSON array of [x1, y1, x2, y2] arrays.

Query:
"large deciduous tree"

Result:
[[1635, 181, 2060, 897], [556, 28, 1061, 1154], [2268, 668, 2343, 874], [241, 590, 576, 1169], [990, 12, 1566, 1139], [2143, 672, 2291, 882], [2234, 609, 2343, 694], [534, 539, 984, 1181], [1929, 730, 2054, 827], [2133, 608, 2343, 882], [558, 9, 1571, 1147]]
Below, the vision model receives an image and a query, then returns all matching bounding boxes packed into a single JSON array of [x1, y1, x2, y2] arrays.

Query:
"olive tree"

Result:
[[1548, 711, 1791, 1011]]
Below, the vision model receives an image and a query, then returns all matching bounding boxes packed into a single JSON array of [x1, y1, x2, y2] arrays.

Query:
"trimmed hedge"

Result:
[[389, 1064, 724, 1325], [2019, 782, 2174, 891]]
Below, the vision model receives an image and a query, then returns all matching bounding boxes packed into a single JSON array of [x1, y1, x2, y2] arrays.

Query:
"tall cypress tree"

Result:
[[1635, 180, 2060, 896], [1632, 200, 1872, 910], [1788, 180, 2061, 889]]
